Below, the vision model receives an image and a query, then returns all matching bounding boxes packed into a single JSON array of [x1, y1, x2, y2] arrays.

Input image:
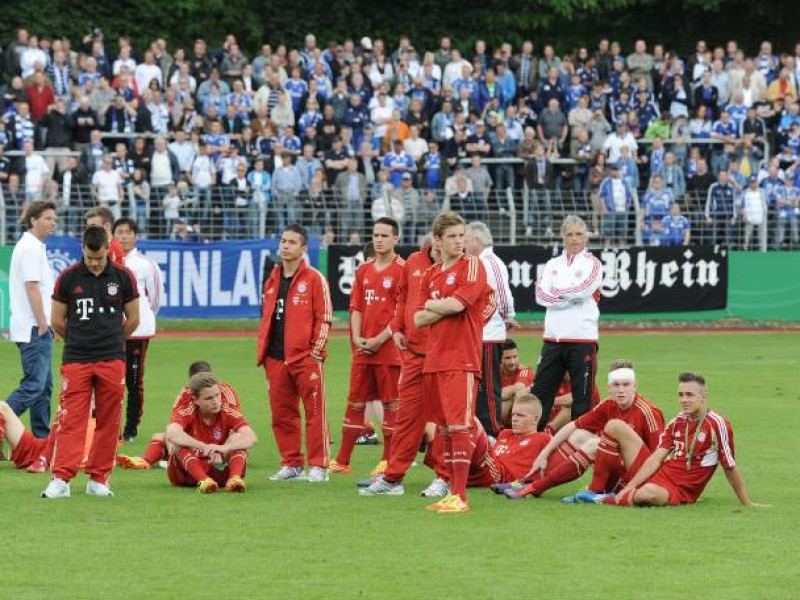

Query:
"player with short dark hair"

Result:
[[329, 218, 404, 477], [257, 224, 333, 483], [86, 207, 125, 266], [113, 217, 164, 442], [166, 372, 257, 494], [42, 225, 140, 499], [588, 373, 769, 508]]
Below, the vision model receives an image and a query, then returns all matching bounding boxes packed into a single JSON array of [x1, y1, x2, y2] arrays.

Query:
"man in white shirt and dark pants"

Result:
[[466, 221, 518, 436], [532, 215, 601, 431], [112, 217, 165, 441], [5, 201, 57, 447]]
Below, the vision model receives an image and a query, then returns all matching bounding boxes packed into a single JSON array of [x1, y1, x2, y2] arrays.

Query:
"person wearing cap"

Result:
[[740, 174, 768, 251], [501, 360, 664, 500], [599, 161, 637, 246]]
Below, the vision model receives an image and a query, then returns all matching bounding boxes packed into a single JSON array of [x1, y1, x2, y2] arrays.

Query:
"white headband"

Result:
[[608, 368, 636, 384]]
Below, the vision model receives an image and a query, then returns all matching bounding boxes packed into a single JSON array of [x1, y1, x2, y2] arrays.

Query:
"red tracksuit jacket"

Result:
[[257, 261, 333, 366]]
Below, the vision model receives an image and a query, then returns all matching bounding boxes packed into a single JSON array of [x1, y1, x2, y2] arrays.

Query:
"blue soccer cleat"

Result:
[[490, 480, 524, 495]]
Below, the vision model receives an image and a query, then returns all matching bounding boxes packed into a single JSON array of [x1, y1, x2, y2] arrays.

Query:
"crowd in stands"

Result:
[[1, 28, 799, 249]]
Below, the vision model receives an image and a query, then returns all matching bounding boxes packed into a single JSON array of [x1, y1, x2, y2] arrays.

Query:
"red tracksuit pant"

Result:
[[383, 352, 427, 484], [265, 356, 330, 469], [51, 360, 125, 483]]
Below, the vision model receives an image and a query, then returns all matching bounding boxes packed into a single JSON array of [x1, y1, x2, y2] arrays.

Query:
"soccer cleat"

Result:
[[490, 480, 524, 495], [197, 478, 218, 494], [307, 466, 329, 483], [116, 454, 150, 470], [438, 496, 470, 514], [589, 492, 615, 504], [425, 493, 460, 511], [420, 477, 450, 498], [504, 483, 539, 500], [40, 478, 71, 499], [356, 475, 383, 488], [224, 475, 247, 493], [358, 478, 404, 496], [269, 466, 307, 481], [356, 432, 380, 445], [327, 460, 352, 475], [86, 479, 115, 497], [370, 460, 388, 477], [26, 457, 48, 474]]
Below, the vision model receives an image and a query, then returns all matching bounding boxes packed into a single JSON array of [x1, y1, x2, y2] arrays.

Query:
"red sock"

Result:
[[228, 450, 247, 478], [0, 417, 5, 455], [178, 448, 210, 483], [335, 404, 365, 465], [527, 442, 591, 496], [588, 436, 623, 493], [381, 407, 397, 461], [143, 439, 167, 465], [611, 488, 636, 506], [448, 428, 475, 502]]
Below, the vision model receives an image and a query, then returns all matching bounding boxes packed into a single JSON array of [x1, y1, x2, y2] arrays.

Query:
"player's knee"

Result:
[[604, 419, 627, 438], [635, 485, 666, 506]]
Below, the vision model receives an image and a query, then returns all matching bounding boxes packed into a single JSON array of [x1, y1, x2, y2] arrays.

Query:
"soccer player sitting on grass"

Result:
[[425, 393, 551, 492], [165, 372, 257, 494], [500, 339, 573, 432], [500, 360, 664, 500], [584, 372, 769, 508], [117, 361, 240, 470], [0, 401, 54, 471]]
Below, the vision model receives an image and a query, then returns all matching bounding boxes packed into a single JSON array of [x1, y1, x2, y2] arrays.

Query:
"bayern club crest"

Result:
[[297, 282, 308, 293], [698, 432, 707, 443], [382, 277, 393, 289], [213, 428, 222, 441], [107, 282, 119, 296], [446, 273, 456, 285]]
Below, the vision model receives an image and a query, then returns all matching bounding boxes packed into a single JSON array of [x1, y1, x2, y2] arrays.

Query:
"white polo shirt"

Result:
[[92, 168, 122, 203], [9, 231, 53, 342]]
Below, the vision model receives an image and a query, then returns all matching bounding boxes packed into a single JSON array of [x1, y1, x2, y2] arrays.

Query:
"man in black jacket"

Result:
[[40, 98, 73, 176]]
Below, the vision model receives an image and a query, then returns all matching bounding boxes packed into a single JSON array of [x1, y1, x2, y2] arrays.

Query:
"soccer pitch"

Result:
[[1, 332, 798, 600]]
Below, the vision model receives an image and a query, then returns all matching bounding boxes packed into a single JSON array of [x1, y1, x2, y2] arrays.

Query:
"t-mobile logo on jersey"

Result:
[[364, 289, 377, 305], [75, 298, 95, 321]]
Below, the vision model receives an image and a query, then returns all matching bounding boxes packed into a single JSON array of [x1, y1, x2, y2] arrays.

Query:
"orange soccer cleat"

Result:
[[224, 475, 247, 493], [327, 460, 352, 475], [197, 478, 219, 494], [116, 454, 150, 470]]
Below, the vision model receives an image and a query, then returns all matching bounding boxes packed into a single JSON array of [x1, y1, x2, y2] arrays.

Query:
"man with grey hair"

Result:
[[465, 221, 518, 436], [532, 215, 601, 431]]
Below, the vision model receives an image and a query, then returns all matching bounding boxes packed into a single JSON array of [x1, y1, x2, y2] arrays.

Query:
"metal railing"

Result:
[[2, 182, 796, 252]]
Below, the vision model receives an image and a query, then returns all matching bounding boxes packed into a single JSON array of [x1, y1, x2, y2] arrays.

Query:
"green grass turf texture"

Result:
[[1, 332, 798, 600]]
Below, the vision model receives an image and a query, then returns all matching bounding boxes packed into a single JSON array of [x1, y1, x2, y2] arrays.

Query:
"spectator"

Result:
[[40, 98, 73, 175], [392, 172, 420, 242], [656, 151, 686, 200], [149, 136, 181, 234], [627, 40, 654, 89], [91, 154, 124, 218], [599, 162, 637, 247], [740, 175, 768, 251], [640, 174, 675, 245], [661, 203, 691, 246], [272, 152, 303, 232], [334, 158, 368, 241], [704, 169, 737, 245], [523, 142, 556, 237]]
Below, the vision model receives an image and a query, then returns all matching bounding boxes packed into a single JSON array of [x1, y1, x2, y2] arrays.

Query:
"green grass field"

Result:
[[1, 332, 799, 600]]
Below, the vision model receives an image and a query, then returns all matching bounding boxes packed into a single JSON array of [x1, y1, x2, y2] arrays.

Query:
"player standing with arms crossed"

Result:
[[113, 218, 165, 442], [257, 224, 332, 483], [329, 218, 404, 476], [359, 239, 446, 497], [413, 211, 492, 514], [41, 225, 139, 498]]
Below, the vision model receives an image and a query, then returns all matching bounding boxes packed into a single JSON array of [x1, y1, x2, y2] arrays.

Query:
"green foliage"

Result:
[[0, 0, 795, 65]]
